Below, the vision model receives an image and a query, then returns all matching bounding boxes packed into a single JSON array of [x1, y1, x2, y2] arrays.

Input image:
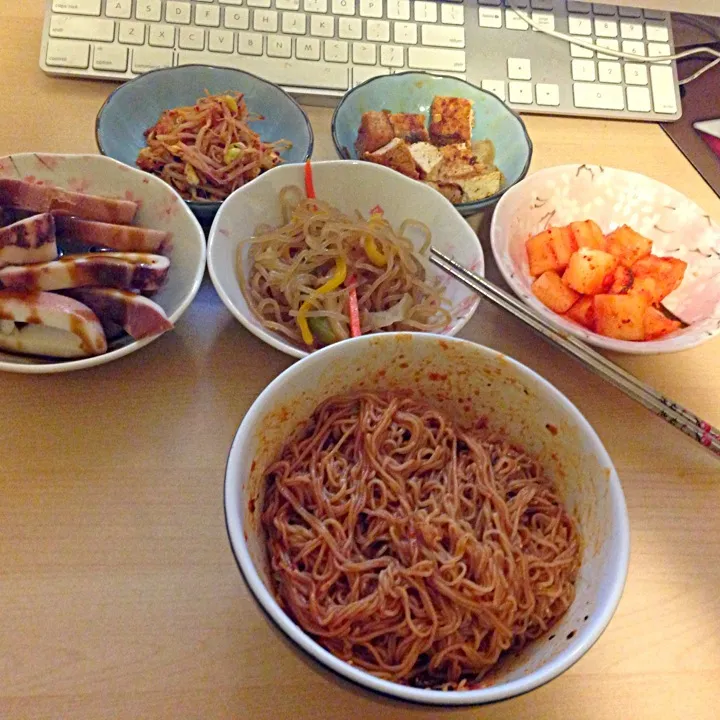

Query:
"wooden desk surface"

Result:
[[2, 3, 719, 718]]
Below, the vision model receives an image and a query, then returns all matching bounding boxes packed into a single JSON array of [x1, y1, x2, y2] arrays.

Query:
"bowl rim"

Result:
[[330, 70, 534, 212], [224, 332, 630, 706], [206, 159, 485, 359], [94, 63, 315, 212], [490, 162, 720, 355], [0, 152, 207, 374]]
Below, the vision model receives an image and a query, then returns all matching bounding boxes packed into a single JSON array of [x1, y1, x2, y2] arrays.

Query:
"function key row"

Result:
[[478, 0, 666, 19]]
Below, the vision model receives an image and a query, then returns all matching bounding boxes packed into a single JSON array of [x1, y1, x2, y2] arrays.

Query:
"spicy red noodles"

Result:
[[261, 391, 581, 690]]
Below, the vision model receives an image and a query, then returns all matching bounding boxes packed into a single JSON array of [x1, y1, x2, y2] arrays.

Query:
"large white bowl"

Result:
[[491, 164, 720, 354], [225, 332, 630, 706], [0, 153, 206, 373], [207, 160, 483, 358]]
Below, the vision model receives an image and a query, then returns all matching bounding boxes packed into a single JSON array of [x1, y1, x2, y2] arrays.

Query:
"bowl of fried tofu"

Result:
[[491, 164, 720, 354], [331, 72, 532, 217]]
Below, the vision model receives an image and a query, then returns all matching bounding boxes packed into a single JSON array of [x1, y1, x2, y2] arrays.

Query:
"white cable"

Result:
[[506, 2, 720, 85]]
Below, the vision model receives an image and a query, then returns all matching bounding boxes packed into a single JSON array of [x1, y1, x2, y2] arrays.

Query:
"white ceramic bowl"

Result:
[[225, 332, 630, 706], [0, 153, 206, 374], [207, 160, 483, 358], [491, 164, 720, 354]]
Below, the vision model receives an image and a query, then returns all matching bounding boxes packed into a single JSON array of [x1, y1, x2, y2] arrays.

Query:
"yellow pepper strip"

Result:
[[184, 163, 200, 186], [363, 235, 387, 267], [296, 257, 348, 345], [222, 94, 238, 113]]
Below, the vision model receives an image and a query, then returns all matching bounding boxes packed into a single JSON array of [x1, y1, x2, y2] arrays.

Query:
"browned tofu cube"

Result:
[[388, 113, 429, 144], [562, 248, 618, 295], [364, 138, 420, 180], [594, 294, 648, 340], [532, 270, 580, 313], [425, 181, 463, 204], [355, 111, 394, 156], [429, 96, 473, 146]]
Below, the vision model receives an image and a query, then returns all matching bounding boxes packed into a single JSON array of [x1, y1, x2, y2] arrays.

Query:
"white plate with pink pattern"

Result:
[[207, 160, 483, 359], [491, 164, 720, 355], [0, 153, 206, 373]]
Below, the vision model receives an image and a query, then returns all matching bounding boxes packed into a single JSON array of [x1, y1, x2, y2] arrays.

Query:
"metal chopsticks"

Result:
[[430, 247, 720, 459]]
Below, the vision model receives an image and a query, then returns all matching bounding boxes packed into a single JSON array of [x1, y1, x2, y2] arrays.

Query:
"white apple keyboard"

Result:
[[41, 0, 682, 121]]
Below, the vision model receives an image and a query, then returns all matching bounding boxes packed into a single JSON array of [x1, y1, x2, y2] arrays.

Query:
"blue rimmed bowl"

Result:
[[96, 64, 314, 224], [331, 71, 533, 217]]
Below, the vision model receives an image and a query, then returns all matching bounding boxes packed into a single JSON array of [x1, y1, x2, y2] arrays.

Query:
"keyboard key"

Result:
[[478, 0, 501, 5], [304, 0, 328, 11], [408, 46, 465, 72], [53, 0, 101, 13], [505, 10, 528, 30], [570, 43, 593, 59], [650, 64, 677, 113], [339, 17, 362, 38], [179, 51, 349, 89], [219, 0, 246, 4], [93, 42, 128, 71], [166, 2, 191, 24], [598, 61, 621, 83], [387, 0, 411, 21], [627, 85, 651, 112], [536, 82, 560, 106], [353, 41, 376, 64], [573, 81, 624, 110], [132, 46, 173, 72], [566, 1, 589, 12], [508, 81, 532, 104], [620, 21, 643, 40], [225, 9, 249, 29], [105, 1, 132, 20], [276, 0, 301, 8], [622, 40, 645, 56], [149, 24, 176, 47], [238, 31, 263, 54], [195, 4, 221, 26], [296, 36, 321, 59], [644, 8, 666, 20], [380, 44, 404, 67], [414, 2, 437, 23], [440, 4, 464, 25], [253, 10, 279, 31], [310, 15, 334, 36], [567, 15, 591, 35], [508, 57, 531, 80], [282, 11, 307, 34], [394, 22, 418, 44], [618, 6, 642, 17], [119, 21, 145, 44], [248, 0, 272, 7], [353, 66, 390, 85], [645, 23, 669, 42], [594, 18, 617, 37], [325, 39, 349, 61], [268, 35, 292, 57], [648, 42, 671, 63], [532, 11, 555, 32], [421, 24, 465, 48], [530, 0, 553, 9], [49, 15, 115, 41], [592, 3, 616, 15], [46, 38, 90, 68], [360, 0, 383, 18], [481, 79, 505, 102], [179, 27, 205, 49], [208, 29, 234, 51], [571, 58, 595, 81], [624, 62, 648, 85], [478, 8, 502, 28], [136, 0, 162, 22], [332, 0, 356, 15], [596, 38, 619, 60], [366, 20, 390, 42]]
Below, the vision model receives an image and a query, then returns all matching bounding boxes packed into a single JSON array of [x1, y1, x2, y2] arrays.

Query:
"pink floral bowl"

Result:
[[0, 153, 206, 373], [207, 160, 484, 359], [491, 164, 720, 355]]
